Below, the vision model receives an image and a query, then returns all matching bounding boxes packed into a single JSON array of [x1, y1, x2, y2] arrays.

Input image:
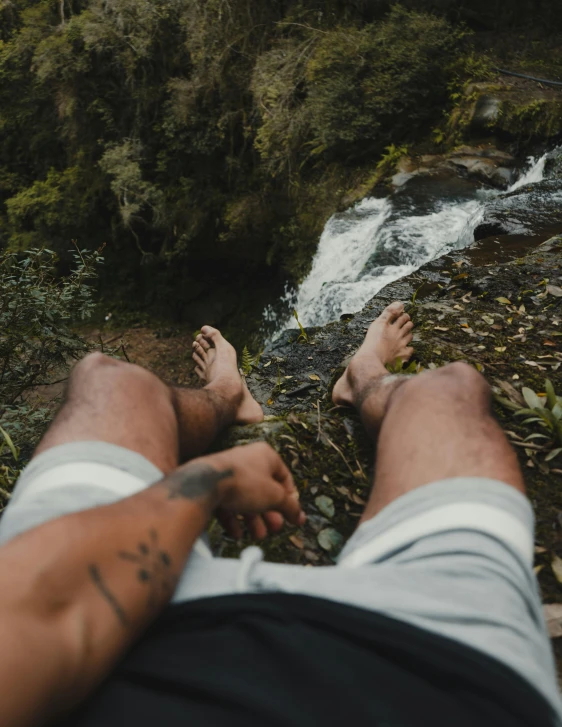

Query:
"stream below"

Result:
[[265, 151, 554, 336]]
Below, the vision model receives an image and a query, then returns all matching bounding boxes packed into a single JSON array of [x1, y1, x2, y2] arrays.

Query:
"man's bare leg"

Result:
[[333, 302, 524, 524], [36, 327, 263, 475]]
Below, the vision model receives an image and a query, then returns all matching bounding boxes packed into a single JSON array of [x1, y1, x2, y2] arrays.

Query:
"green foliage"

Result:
[[386, 358, 422, 375], [241, 346, 253, 376], [496, 379, 562, 465], [0, 425, 19, 512], [513, 381, 562, 448], [0, 245, 102, 404], [0, 245, 102, 510], [0, 0, 559, 306], [293, 309, 309, 343]]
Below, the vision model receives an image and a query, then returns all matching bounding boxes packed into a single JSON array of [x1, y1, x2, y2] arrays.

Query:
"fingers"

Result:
[[244, 513, 268, 540], [263, 511, 284, 533], [217, 510, 243, 539]]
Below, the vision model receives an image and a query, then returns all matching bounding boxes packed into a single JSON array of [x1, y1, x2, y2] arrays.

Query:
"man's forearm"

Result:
[[0, 458, 232, 726]]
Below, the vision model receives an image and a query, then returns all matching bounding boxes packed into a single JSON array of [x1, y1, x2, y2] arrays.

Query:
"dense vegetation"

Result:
[[0, 245, 101, 507], [2, 0, 560, 321]]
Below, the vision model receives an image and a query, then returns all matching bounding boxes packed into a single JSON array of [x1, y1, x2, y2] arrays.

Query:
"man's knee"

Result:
[[70, 351, 122, 386], [439, 361, 490, 396], [70, 352, 169, 401], [396, 361, 490, 408]]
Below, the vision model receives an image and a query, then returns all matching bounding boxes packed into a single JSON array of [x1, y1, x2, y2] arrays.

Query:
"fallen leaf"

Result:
[[535, 545, 547, 554], [482, 315, 495, 325], [497, 380, 524, 406], [475, 362, 484, 372], [534, 565, 545, 575], [543, 604, 562, 638], [461, 327, 474, 334], [335, 486, 351, 498], [453, 272, 469, 280], [289, 534, 304, 549], [264, 361, 272, 368], [495, 346, 506, 353], [512, 374, 520, 380], [545, 449, 562, 463], [351, 493, 366, 506], [544, 340, 556, 347], [322, 474, 330, 483], [434, 326, 449, 331], [547, 285, 562, 298], [317, 528, 344, 554], [495, 297, 512, 304], [552, 555, 562, 584], [315, 495, 335, 519], [267, 398, 274, 406], [304, 549, 319, 562], [460, 322, 470, 328], [309, 374, 321, 381]]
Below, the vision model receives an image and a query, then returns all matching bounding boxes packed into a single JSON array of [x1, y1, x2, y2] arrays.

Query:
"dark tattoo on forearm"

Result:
[[160, 463, 234, 501], [118, 529, 175, 610], [89, 530, 176, 627], [89, 564, 130, 627]]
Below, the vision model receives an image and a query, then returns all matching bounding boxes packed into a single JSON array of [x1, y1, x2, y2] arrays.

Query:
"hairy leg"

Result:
[[333, 302, 524, 523], [36, 327, 263, 474]]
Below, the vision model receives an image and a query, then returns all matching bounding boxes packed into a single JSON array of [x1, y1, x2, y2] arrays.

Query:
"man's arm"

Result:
[[0, 442, 304, 727]]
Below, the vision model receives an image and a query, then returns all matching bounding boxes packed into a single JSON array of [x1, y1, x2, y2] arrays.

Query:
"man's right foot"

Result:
[[192, 326, 264, 425], [332, 302, 414, 409]]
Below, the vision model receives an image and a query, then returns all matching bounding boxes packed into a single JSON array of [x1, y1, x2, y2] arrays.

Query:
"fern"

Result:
[[241, 346, 253, 376]]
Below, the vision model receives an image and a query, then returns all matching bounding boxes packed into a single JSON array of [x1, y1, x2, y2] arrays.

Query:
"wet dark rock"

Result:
[[474, 180, 562, 242], [545, 149, 562, 179]]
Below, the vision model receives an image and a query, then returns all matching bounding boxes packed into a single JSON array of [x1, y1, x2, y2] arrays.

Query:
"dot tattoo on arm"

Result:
[[118, 529, 175, 610]]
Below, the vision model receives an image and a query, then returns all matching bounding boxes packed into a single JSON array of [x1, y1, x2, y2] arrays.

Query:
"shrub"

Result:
[[0, 245, 102, 512], [252, 7, 464, 172]]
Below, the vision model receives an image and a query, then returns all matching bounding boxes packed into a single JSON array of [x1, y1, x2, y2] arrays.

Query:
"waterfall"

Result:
[[283, 153, 548, 329]]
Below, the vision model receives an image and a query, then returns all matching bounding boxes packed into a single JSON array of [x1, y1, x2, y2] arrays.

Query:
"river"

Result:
[[266, 152, 548, 334]]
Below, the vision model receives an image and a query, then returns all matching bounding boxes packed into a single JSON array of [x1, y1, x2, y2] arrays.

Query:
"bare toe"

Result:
[[402, 320, 414, 334], [193, 351, 206, 369], [195, 365, 205, 380], [195, 333, 211, 352], [201, 325, 221, 343], [395, 313, 410, 328], [380, 301, 404, 323], [193, 341, 207, 359]]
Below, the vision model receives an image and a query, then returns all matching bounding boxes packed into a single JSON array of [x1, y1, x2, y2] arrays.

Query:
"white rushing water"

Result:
[[281, 152, 548, 329]]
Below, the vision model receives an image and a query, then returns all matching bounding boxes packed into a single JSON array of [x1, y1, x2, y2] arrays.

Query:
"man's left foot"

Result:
[[192, 326, 264, 425]]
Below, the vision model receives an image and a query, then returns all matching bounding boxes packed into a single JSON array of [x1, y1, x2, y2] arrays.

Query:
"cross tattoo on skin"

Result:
[[118, 529, 174, 610], [88, 463, 233, 626]]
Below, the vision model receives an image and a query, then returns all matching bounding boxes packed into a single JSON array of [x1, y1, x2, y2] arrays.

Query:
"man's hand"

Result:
[[182, 442, 306, 540]]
